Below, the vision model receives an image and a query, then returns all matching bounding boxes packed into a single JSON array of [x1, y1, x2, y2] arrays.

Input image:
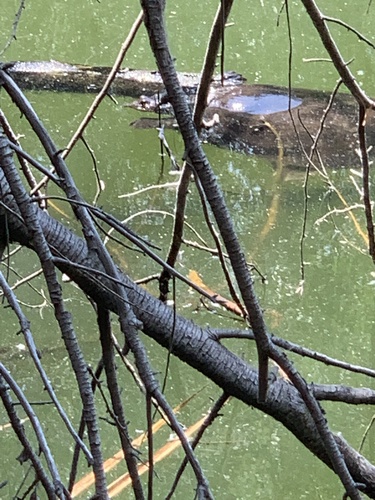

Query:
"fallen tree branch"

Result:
[[0, 113, 375, 497]]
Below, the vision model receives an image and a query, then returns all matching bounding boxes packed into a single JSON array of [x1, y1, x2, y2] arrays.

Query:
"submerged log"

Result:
[[7, 60, 374, 168]]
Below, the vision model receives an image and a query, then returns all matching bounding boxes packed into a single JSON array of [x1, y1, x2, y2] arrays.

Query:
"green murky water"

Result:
[[1, 1, 375, 498]]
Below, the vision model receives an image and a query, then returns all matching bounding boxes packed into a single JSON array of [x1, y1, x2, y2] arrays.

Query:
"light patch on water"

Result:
[[224, 94, 302, 115]]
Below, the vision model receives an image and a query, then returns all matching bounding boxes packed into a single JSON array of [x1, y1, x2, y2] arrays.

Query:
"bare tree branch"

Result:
[[0, 364, 67, 499], [0, 0, 26, 56], [300, 0, 375, 108], [140, 0, 271, 404]]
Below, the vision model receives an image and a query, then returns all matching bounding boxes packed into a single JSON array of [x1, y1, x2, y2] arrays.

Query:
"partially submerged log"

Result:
[[7, 60, 374, 168], [7, 60, 230, 97]]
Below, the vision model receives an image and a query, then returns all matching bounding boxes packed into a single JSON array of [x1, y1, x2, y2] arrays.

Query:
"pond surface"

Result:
[[1, 1, 375, 499]]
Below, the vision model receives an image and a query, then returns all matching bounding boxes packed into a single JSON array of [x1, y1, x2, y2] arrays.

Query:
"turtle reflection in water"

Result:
[[131, 82, 374, 169]]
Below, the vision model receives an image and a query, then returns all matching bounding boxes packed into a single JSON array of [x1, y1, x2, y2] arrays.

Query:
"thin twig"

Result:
[[0, 364, 67, 498], [158, 0, 234, 303], [323, 16, 375, 49], [0, 373, 58, 499], [63, 10, 144, 159], [118, 181, 178, 199], [29, 10, 144, 195], [358, 105, 375, 261], [189, 165, 246, 317], [97, 306, 144, 498], [300, 0, 375, 109], [0, 110, 46, 210], [213, 328, 375, 379], [80, 135, 103, 206], [0, 271, 93, 463], [166, 392, 230, 499], [146, 394, 154, 500], [0, 0, 26, 56]]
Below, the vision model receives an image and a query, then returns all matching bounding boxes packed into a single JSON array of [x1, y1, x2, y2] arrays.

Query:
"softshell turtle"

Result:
[[131, 82, 373, 169]]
